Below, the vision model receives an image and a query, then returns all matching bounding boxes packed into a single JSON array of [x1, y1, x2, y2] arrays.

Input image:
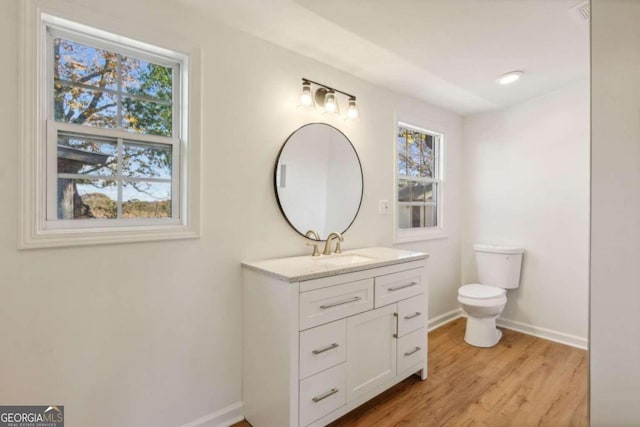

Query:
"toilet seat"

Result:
[[458, 284, 507, 308], [458, 284, 505, 299]]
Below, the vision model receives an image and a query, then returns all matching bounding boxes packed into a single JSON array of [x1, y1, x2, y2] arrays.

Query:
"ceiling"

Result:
[[179, 0, 589, 115]]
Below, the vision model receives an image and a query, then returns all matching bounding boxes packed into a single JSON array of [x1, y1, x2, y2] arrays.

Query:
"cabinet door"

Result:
[[346, 304, 397, 402]]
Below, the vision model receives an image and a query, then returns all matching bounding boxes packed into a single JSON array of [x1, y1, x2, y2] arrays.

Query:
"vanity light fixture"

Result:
[[299, 80, 315, 108], [497, 70, 523, 85], [323, 91, 339, 115], [346, 97, 359, 120], [299, 78, 359, 120]]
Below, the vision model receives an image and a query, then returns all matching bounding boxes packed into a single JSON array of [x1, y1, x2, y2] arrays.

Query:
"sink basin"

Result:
[[315, 254, 377, 267]]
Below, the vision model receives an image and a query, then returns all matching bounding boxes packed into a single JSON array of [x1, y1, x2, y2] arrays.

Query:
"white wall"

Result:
[[591, 1, 640, 424], [461, 81, 589, 344], [0, 1, 463, 425]]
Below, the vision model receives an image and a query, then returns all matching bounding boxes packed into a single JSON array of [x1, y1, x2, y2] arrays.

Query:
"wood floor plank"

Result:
[[233, 318, 588, 427]]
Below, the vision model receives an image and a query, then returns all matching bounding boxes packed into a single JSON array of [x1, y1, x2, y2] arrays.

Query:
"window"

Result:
[[395, 123, 445, 242], [19, 9, 201, 248], [48, 27, 180, 225]]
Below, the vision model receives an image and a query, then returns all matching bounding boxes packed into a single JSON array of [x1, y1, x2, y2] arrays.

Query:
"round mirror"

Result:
[[274, 123, 363, 240]]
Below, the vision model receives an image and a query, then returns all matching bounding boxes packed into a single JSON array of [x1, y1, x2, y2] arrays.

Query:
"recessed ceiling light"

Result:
[[497, 71, 523, 85]]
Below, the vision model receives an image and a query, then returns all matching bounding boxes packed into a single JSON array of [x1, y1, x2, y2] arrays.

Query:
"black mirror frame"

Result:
[[273, 123, 364, 241]]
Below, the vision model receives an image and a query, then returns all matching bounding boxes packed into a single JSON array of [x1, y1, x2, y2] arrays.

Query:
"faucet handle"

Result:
[[306, 241, 320, 257], [304, 230, 321, 256]]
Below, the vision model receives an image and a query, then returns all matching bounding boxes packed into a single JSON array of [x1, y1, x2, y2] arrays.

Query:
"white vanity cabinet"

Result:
[[242, 247, 428, 427]]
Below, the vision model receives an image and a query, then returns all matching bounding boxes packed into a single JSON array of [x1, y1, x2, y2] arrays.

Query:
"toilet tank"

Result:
[[474, 244, 524, 289]]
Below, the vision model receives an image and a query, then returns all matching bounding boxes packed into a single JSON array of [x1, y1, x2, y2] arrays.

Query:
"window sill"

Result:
[[394, 229, 449, 244], [19, 223, 199, 249]]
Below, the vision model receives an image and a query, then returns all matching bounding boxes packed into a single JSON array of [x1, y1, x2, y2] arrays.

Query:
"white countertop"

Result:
[[242, 246, 429, 283]]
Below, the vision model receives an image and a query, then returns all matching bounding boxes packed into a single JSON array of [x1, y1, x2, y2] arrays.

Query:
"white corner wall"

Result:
[[0, 1, 462, 426], [591, 1, 640, 425], [461, 81, 590, 346]]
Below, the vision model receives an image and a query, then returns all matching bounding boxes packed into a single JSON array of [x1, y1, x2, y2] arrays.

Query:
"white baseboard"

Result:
[[496, 317, 588, 350], [428, 308, 463, 331], [179, 402, 244, 427]]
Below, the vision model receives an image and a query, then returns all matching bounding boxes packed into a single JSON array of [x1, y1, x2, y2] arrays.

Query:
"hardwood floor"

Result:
[[234, 318, 588, 427]]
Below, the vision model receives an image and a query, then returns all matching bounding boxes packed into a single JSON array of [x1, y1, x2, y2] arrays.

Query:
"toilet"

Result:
[[458, 244, 524, 347]]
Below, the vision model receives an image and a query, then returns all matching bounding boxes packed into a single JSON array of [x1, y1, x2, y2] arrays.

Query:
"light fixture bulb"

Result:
[[324, 91, 339, 114], [497, 71, 523, 85], [346, 98, 359, 120], [300, 92, 312, 106], [299, 81, 314, 109]]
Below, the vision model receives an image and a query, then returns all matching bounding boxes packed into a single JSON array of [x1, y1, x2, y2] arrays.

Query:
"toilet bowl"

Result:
[[458, 284, 507, 347], [459, 244, 524, 348]]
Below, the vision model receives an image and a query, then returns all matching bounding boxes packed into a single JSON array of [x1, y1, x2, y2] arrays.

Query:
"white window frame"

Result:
[[19, 4, 201, 248], [394, 121, 447, 243]]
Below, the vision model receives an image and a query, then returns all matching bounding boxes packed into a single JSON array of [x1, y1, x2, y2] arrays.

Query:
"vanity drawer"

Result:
[[397, 294, 426, 337], [299, 279, 374, 330], [300, 319, 346, 379], [299, 363, 346, 427], [374, 269, 424, 308], [397, 328, 426, 374]]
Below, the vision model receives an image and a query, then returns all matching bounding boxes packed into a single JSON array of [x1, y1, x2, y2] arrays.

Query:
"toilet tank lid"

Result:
[[474, 244, 524, 255]]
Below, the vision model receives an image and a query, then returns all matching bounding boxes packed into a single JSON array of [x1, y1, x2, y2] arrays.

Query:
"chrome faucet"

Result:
[[305, 230, 321, 256], [323, 231, 344, 255]]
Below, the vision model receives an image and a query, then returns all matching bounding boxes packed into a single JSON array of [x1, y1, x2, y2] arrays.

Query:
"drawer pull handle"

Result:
[[404, 311, 422, 320], [320, 296, 361, 309], [312, 343, 339, 355], [388, 281, 418, 292], [404, 346, 422, 357], [312, 388, 339, 403]]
